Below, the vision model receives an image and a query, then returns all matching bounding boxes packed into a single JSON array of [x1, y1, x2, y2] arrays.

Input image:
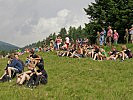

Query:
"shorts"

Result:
[[9, 67, 19, 73], [108, 37, 112, 42], [65, 43, 69, 48], [131, 34, 133, 40]]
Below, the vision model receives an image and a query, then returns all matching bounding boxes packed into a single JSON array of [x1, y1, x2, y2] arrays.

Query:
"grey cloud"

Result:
[[0, 0, 95, 47]]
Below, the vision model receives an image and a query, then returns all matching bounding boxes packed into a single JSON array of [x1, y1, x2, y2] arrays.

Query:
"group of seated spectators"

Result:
[[57, 43, 132, 61], [0, 50, 48, 88]]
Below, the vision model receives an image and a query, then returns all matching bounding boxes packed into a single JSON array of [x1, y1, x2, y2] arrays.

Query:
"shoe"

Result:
[[7, 76, 12, 82]]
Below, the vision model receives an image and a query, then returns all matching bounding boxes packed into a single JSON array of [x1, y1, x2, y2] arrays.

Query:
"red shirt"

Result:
[[107, 29, 113, 37]]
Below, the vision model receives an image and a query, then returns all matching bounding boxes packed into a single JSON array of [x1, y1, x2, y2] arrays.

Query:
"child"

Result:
[[120, 45, 132, 61], [113, 30, 119, 45]]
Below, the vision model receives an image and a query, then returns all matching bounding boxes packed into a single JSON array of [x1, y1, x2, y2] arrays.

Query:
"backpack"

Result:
[[40, 75, 47, 84], [0, 74, 11, 82], [26, 74, 37, 88], [26, 73, 48, 88]]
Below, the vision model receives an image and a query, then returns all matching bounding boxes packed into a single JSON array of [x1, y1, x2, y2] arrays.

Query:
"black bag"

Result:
[[40, 75, 47, 84], [26, 74, 37, 87], [0, 74, 11, 82], [30, 74, 47, 86]]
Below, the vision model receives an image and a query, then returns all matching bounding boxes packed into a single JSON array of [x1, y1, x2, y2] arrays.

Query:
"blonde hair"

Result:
[[121, 45, 127, 50]]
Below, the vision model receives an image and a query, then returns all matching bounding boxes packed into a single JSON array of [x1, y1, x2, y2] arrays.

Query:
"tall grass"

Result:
[[0, 44, 133, 100]]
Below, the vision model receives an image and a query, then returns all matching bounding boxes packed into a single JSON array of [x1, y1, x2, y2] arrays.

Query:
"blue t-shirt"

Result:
[[8, 58, 23, 71]]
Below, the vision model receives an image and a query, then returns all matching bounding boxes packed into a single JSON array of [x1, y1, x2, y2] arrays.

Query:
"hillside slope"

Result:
[[0, 41, 19, 51]]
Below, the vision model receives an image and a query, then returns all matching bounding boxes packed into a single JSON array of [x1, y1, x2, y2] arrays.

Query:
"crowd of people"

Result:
[[49, 25, 133, 51], [57, 44, 132, 61], [0, 50, 48, 88], [96, 25, 133, 46], [48, 25, 133, 61], [19, 25, 133, 62], [0, 25, 132, 87]]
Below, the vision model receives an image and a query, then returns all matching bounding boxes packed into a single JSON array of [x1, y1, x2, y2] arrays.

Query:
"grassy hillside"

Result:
[[0, 44, 133, 100]]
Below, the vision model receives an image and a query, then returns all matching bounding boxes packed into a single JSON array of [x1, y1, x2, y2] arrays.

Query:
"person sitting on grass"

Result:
[[70, 45, 84, 58], [25, 56, 31, 66], [85, 45, 93, 58], [16, 58, 36, 85], [107, 47, 119, 60], [92, 45, 100, 60], [29, 50, 44, 64], [120, 45, 132, 61], [17, 51, 47, 87], [14, 54, 25, 71], [98, 48, 108, 60], [0, 54, 23, 82], [26, 56, 48, 87], [66, 44, 76, 57]]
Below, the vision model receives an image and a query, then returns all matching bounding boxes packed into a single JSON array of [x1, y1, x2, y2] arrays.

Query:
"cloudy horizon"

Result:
[[0, 0, 94, 47]]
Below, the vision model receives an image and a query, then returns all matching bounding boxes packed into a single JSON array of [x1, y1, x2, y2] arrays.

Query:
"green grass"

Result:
[[0, 44, 133, 100]]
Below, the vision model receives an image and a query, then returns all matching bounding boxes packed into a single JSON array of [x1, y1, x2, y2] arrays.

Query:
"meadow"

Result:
[[0, 44, 133, 100]]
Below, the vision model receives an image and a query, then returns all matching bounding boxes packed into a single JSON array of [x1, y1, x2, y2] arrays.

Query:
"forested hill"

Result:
[[0, 41, 19, 51]]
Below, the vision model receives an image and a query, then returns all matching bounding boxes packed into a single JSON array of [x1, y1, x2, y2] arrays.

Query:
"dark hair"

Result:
[[8, 55, 14, 59], [30, 50, 34, 54]]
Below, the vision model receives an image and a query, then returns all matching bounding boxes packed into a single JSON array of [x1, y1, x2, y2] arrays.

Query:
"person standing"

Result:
[[129, 25, 133, 43], [113, 30, 119, 45], [96, 31, 100, 45], [65, 36, 70, 49], [107, 26, 113, 46], [50, 38, 54, 51], [100, 28, 105, 46], [55, 36, 62, 50], [124, 28, 129, 44], [103, 28, 106, 44]]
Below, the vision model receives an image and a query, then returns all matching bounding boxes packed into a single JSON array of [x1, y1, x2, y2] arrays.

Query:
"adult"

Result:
[[65, 36, 70, 49], [96, 31, 100, 45], [107, 26, 113, 46], [100, 28, 105, 45], [129, 25, 133, 43], [113, 30, 119, 45], [124, 28, 129, 44], [0, 55, 23, 81], [50, 39, 54, 51], [55, 36, 62, 50]]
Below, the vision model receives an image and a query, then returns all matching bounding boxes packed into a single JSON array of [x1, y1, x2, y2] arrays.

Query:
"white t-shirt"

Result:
[[130, 29, 133, 35], [65, 37, 69, 43]]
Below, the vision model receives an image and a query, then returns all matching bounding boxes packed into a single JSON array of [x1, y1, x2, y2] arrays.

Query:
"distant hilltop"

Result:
[[0, 41, 19, 51]]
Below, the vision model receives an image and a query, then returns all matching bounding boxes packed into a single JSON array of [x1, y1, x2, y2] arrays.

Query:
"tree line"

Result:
[[23, 0, 133, 48]]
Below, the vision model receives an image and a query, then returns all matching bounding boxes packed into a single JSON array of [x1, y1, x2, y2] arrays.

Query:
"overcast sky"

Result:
[[0, 0, 94, 47]]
